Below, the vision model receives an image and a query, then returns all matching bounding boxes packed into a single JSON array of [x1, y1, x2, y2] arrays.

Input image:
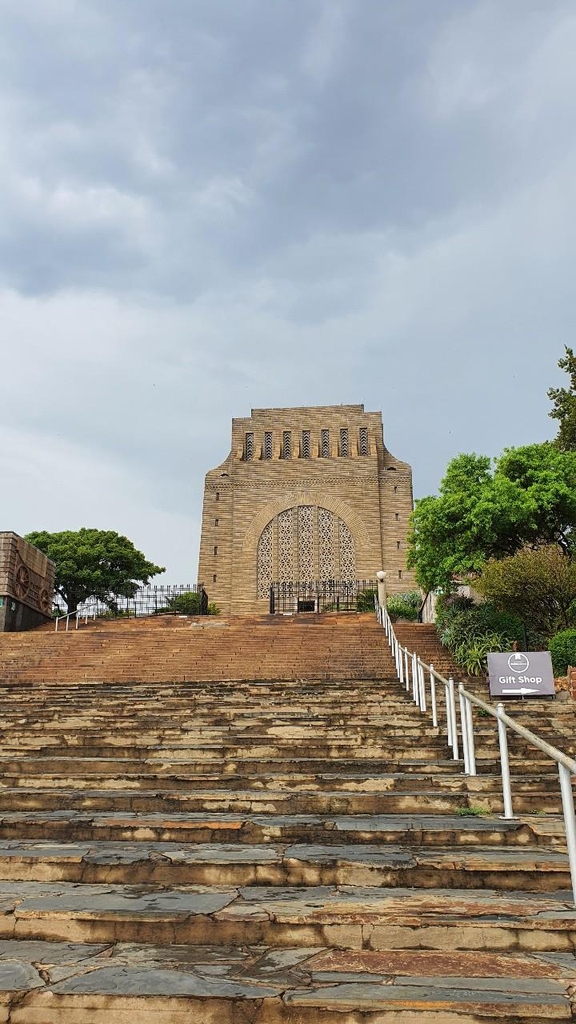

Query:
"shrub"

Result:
[[454, 632, 509, 675], [387, 591, 421, 622], [436, 598, 526, 652], [435, 595, 475, 632], [164, 591, 204, 615], [357, 589, 377, 612], [476, 546, 576, 639], [207, 602, 221, 616], [434, 595, 530, 675], [549, 629, 576, 676]]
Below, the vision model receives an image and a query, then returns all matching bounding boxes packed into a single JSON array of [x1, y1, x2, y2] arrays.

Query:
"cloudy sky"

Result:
[[1, 0, 573, 581]]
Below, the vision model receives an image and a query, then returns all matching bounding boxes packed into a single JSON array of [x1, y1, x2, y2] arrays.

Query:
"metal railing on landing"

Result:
[[269, 580, 375, 615], [54, 603, 101, 632], [54, 584, 208, 632], [375, 598, 576, 905]]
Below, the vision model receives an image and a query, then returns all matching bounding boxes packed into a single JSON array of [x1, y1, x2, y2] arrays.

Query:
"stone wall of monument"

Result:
[[0, 533, 55, 631], [197, 405, 416, 616]]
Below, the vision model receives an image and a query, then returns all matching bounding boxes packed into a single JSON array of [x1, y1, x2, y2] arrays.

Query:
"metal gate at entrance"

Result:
[[269, 580, 375, 615]]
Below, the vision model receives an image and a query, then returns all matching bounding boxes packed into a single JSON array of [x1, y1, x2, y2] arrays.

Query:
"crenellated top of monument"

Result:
[[207, 404, 411, 467]]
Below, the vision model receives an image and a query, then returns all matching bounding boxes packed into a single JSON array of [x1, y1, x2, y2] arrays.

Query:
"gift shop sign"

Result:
[[487, 651, 555, 697]]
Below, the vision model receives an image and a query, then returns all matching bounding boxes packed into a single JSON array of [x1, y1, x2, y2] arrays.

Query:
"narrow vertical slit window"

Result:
[[282, 431, 292, 459], [213, 546, 218, 556], [301, 430, 311, 458], [359, 427, 368, 455], [339, 428, 349, 457], [263, 431, 273, 460], [215, 492, 220, 501], [213, 574, 217, 583], [320, 429, 330, 458], [244, 432, 254, 461]]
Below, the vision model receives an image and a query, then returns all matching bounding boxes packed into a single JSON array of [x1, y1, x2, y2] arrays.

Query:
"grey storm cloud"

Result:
[[0, 0, 574, 578]]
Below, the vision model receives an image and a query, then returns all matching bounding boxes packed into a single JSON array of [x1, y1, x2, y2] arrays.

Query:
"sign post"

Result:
[[487, 651, 555, 698]]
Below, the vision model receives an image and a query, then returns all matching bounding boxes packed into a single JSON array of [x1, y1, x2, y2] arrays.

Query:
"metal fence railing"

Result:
[[269, 580, 375, 614], [375, 597, 576, 904], [54, 584, 208, 632]]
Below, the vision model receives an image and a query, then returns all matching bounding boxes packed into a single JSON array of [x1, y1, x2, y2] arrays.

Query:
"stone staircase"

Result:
[[0, 613, 388, 684], [395, 621, 464, 680], [0, 616, 573, 1019]]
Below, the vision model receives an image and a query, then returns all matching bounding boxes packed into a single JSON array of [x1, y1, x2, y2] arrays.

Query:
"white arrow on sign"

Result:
[[500, 687, 541, 695]]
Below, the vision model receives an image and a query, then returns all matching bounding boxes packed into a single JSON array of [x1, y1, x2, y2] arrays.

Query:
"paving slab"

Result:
[[0, 941, 569, 1021]]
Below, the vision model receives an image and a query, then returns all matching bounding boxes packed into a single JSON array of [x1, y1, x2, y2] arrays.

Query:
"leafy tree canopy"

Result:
[[26, 528, 165, 613], [475, 546, 576, 638], [407, 444, 576, 591], [548, 346, 576, 451]]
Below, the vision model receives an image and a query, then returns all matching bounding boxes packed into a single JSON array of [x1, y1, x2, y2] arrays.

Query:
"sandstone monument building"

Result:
[[198, 405, 416, 616], [0, 532, 55, 631]]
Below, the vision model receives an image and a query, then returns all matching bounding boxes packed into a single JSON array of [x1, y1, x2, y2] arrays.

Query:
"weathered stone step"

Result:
[[0, 691, 420, 706], [0, 939, 571, 1022], [0, 810, 556, 848], [0, 755, 557, 779], [0, 770, 564, 796], [0, 839, 568, 890], [0, 880, 573, 952], [0, 742, 458, 761], [0, 786, 562, 815]]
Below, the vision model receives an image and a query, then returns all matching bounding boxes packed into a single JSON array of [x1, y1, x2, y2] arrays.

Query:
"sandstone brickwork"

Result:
[[197, 405, 416, 615], [0, 532, 55, 631]]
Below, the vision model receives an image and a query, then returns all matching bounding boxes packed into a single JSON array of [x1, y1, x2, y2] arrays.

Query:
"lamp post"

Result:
[[376, 570, 387, 610]]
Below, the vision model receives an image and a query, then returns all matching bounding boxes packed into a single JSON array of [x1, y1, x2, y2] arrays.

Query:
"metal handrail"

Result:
[[54, 604, 99, 632], [375, 598, 576, 903]]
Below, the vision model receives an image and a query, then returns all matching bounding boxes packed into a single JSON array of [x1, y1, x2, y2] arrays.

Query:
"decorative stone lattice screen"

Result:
[[257, 505, 356, 598]]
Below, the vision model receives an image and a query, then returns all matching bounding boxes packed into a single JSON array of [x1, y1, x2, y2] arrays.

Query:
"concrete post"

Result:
[[376, 570, 387, 609]]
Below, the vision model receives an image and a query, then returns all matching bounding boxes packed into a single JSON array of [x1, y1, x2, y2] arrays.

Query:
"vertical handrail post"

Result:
[[465, 694, 477, 776], [445, 681, 453, 749], [558, 764, 576, 905], [448, 678, 458, 761], [418, 660, 427, 712], [397, 639, 403, 683], [429, 665, 438, 728], [411, 652, 418, 704], [459, 683, 470, 774], [497, 703, 515, 819], [404, 649, 410, 692], [459, 684, 471, 773]]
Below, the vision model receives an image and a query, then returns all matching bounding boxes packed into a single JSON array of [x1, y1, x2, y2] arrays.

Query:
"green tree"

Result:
[[548, 346, 576, 451], [408, 445, 576, 590], [475, 546, 576, 639], [26, 529, 164, 613]]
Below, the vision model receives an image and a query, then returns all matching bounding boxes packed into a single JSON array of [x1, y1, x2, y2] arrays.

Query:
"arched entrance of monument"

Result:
[[257, 505, 357, 612]]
